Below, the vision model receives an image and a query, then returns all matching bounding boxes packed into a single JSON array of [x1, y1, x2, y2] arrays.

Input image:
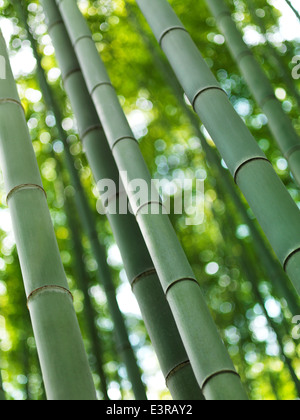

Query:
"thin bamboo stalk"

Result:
[[16, 2, 147, 400], [0, 31, 96, 400], [41, 0, 204, 400], [203, 0, 300, 186], [135, 0, 300, 298], [54, 0, 248, 400], [284, 0, 300, 21]]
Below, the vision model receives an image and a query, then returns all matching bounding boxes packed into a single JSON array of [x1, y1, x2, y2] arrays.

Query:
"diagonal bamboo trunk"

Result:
[[41, 0, 204, 400], [15, 1, 147, 400], [135, 0, 300, 298], [54, 0, 248, 400], [0, 30, 96, 400], [63, 188, 110, 400], [203, 0, 300, 186]]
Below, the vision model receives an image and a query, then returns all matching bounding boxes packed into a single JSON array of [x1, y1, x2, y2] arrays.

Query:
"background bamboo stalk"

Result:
[[0, 369, 5, 400], [127, 8, 300, 317], [203, 0, 300, 186], [0, 30, 96, 400], [55, 0, 248, 400], [15, 1, 147, 399], [41, 0, 204, 400], [215, 190, 300, 397], [246, 0, 300, 110], [62, 187, 110, 400], [135, 0, 300, 299]]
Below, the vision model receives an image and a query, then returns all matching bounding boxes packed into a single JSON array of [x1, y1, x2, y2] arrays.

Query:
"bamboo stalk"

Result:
[[135, 0, 300, 298], [15, 1, 147, 400], [0, 30, 96, 400], [284, 0, 300, 21], [203, 0, 300, 186], [216, 189, 300, 398], [246, 0, 300, 110], [127, 8, 300, 316], [41, 0, 205, 400], [63, 188, 110, 400], [0, 369, 5, 400], [53, 0, 248, 400]]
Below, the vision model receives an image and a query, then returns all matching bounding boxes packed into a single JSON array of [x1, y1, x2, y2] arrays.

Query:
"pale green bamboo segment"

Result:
[[0, 31, 96, 400], [56, 0, 248, 400], [205, 0, 300, 186], [41, 0, 204, 400], [135, 0, 300, 297]]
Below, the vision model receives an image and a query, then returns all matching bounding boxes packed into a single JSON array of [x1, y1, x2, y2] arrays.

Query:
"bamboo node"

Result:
[[130, 268, 157, 288], [215, 10, 232, 21], [81, 124, 104, 141], [90, 81, 114, 99], [165, 277, 199, 296], [235, 49, 253, 63], [135, 200, 167, 217], [62, 67, 81, 84], [165, 360, 191, 384], [27, 285, 73, 308], [192, 86, 227, 110], [285, 145, 300, 160], [6, 184, 47, 205], [111, 135, 138, 151], [72, 34, 93, 49], [259, 93, 277, 109], [46, 18, 64, 34], [158, 26, 188, 47], [0, 98, 24, 113], [283, 248, 300, 272], [201, 369, 241, 391]]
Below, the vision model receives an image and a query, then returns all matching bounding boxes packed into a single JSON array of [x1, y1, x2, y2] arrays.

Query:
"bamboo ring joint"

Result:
[[27, 285, 73, 308], [192, 86, 227, 110], [6, 184, 47, 205], [158, 26, 188, 46], [233, 157, 271, 184]]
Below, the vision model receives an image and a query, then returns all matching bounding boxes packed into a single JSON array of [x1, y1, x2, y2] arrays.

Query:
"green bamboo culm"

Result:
[[40, 0, 204, 400], [203, 0, 300, 186], [15, 0, 147, 400], [0, 32, 96, 400], [135, 0, 300, 298], [54, 0, 248, 400]]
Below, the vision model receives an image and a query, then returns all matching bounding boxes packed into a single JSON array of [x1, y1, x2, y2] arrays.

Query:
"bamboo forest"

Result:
[[0, 0, 299, 402]]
